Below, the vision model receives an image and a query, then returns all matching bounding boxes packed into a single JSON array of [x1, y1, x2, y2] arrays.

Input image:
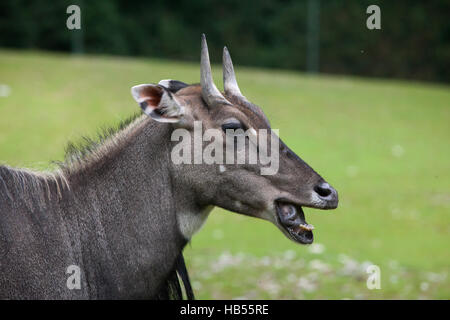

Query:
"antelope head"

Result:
[[131, 35, 338, 244]]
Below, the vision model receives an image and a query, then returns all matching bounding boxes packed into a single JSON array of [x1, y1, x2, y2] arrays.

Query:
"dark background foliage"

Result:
[[0, 0, 448, 82]]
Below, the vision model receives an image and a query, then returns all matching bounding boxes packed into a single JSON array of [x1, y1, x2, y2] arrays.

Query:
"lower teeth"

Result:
[[299, 223, 314, 231]]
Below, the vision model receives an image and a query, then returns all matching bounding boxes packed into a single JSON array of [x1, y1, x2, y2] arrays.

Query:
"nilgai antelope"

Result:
[[0, 35, 338, 299]]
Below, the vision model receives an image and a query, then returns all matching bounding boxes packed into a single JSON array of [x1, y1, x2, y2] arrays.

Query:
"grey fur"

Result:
[[0, 117, 191, 299]]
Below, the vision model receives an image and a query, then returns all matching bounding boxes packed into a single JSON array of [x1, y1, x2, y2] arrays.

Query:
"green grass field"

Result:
[[0, 49, 448, 299]]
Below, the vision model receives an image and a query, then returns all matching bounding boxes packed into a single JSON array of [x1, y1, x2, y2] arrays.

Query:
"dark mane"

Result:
[[57, 112, 150, 179], [0, 113, 144, 207], [0, 165, 68, 210], [63, 112, 142, 164]]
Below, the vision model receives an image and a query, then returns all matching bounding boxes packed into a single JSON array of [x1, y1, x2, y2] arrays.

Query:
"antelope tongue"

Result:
[[276, 201, 314, 244]]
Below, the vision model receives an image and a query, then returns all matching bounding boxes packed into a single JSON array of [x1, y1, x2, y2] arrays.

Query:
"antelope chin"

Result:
[[275, 200, 314, 244]]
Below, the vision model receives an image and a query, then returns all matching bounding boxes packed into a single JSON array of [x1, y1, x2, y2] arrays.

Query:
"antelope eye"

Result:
[[221, 121, 244, 132]]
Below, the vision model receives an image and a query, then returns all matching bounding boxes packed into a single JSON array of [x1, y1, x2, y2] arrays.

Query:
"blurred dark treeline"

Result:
[[0, 0, 449, 83]]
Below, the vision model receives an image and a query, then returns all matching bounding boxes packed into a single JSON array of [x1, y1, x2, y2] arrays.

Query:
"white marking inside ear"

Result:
[[131, 84, 184, 123], [158, 79, 172, 88], [177, 206, 213, 240], [131, 84, 147, 102]]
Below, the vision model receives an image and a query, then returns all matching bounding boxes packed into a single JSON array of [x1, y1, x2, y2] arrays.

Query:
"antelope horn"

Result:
[[200, 34, 231, 107], [223, 46, 248, 102]]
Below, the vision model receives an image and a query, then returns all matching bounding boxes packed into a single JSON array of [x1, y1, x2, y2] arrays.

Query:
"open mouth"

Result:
[[275, 200, 314, 244]]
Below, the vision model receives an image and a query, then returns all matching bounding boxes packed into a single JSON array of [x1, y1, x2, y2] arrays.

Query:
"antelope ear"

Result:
[[131, 84, 184, 123]]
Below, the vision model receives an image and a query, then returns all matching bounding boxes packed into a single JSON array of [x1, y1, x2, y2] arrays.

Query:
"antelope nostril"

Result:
[[314, 184, 332, 198]]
